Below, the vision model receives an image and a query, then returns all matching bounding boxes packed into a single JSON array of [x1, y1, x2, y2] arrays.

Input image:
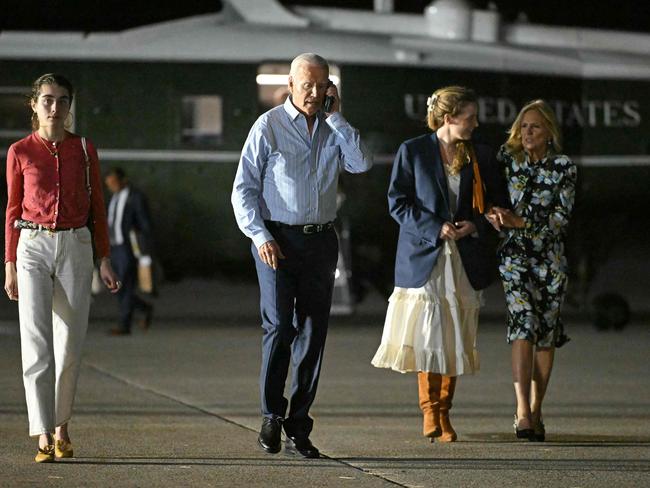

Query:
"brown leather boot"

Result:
[[417, 372, 442, 438], [438, 375, 458, 442]]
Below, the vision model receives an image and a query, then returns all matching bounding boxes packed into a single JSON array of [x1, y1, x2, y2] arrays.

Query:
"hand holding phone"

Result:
[[323, 80, 335, 113]]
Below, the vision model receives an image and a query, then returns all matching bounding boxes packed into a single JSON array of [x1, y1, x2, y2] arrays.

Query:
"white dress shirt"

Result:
[[108, 187, 129, 246]]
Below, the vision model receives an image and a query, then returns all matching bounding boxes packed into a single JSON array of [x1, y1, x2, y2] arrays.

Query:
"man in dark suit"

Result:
[[104, 167, 154, 335]]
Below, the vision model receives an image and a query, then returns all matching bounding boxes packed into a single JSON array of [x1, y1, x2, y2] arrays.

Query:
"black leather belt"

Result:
[[266, 220, 334, 235]]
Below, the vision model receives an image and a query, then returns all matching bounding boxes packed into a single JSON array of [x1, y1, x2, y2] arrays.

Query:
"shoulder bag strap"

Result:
[[81, 137, 92, 198], [467, 144, 485, 214]]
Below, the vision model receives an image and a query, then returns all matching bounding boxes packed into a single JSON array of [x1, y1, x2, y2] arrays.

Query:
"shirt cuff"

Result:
[[139, 255, 153, 267], [325, 111, 348, 129], [252, 231, 274, 249]]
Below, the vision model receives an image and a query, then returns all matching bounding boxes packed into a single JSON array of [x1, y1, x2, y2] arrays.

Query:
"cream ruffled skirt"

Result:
[[371, 240, 482, 376]]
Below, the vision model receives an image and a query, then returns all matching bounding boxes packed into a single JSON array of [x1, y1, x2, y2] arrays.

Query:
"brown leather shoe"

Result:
[[438, 375, 457, 442], [109, 327, 131, 336], [138, 304, 154, 331], [418, 372, 442, 439]]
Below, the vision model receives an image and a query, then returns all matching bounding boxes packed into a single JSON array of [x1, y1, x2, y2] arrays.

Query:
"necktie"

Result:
[[108, 195, 118, 245]]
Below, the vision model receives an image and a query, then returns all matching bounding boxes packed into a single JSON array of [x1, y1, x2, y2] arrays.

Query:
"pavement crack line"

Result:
[[83, 361, 408, 487]]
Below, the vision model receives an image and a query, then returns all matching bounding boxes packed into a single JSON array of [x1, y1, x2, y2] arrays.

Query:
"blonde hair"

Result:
[[426, 86, 477, 175], [505, 99, 562, 163]]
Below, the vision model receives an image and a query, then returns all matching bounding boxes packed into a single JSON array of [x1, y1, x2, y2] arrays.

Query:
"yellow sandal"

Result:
[[55, 439, 74, 459], [35, 445, 55, 463]]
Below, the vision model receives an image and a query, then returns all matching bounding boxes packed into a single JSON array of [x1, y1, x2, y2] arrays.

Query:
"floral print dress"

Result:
[[497, 146, 577, 347]]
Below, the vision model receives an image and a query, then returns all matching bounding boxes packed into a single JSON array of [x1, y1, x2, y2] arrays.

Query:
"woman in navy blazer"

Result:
[[372, 86, 507, 443]]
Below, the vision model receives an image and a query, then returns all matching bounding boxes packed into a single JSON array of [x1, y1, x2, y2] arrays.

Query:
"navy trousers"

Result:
[[111, 244, 150, 332], [252, 225, 338, 438]]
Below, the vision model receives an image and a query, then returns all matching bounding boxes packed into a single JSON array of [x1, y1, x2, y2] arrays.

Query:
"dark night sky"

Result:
[[1, 0, 649, 34]]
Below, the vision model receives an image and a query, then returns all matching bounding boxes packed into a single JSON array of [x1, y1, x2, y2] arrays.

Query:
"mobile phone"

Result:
[[323, 80, 334, 112]]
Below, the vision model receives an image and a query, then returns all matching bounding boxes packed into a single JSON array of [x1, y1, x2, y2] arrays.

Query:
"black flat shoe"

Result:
[[285, 436, 320, 458], [513, 414, 534, 440], [258, 418, 282, 454]]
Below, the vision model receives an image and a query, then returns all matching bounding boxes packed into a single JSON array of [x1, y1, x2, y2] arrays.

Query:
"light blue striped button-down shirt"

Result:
[[232, 97, 373, 248]]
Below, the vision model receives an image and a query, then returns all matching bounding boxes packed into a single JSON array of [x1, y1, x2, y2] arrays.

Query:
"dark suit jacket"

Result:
[[388, 133, 508, 290], [110, 186, 153, 258]]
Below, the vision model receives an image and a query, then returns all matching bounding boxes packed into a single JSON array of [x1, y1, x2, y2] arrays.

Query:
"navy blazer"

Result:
[[388, 133, 508, 290]]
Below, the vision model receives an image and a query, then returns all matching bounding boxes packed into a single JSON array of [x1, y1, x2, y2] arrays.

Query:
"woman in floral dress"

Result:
[[488, 99, 577, 442]]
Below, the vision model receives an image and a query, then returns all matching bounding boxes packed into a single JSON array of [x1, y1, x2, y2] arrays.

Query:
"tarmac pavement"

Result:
[[1, 279, 649, 487]]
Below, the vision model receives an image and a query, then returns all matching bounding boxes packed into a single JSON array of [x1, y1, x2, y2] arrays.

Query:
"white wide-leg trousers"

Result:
[[16, 227, 94, 436]]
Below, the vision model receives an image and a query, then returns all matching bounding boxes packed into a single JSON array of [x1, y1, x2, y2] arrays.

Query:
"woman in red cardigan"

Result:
[[4, 73, 120, 462]]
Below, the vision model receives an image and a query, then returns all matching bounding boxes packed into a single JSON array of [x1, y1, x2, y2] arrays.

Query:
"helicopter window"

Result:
[[181, 95, 223, 147], [257, 63, 291, 113], [0, 87, 32, 140]]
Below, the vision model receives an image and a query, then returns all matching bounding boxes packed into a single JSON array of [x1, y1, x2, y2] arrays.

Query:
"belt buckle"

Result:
[[303, 224, 316, 234]]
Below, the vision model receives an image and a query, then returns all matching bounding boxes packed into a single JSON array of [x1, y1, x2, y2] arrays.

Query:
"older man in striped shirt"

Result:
[[232, 52, 372, 458]]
